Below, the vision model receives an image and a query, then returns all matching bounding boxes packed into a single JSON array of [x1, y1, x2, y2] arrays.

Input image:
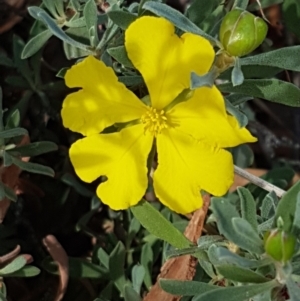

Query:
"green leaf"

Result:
[[216, 265, 269, 283], [5, 109, 20, 129], [43, 257, 107, 278], [84, 0, 98, 38], [28, 7, 91, 51], [226, 94, 253, 106], [107, 46, 134, 68], [8, 141, 57, 157], [21, 29, 53, 59], [0, 128, 27, 139], [160, 279, 217, 296], [143, 1, 218, 44], [218, 79, 300, 107], [186, 0, 220, 28], [109, 242, 127, 293], [275, 181, 300, 232], [192, 281, 277, 301], [13, 36, 34, 88], [283, 0, 300, 39], [118, 76, 143, 86], [212, 246, 272, 268], [233, 0, 249, 9], [240, 46, 300, 72], [231, 144, 254, 168], [43, 0, 59, 18], [107, 9, 137, 30], [237, 187, 258, 231], [224, 98, 248, 127], [260, 191, 277, 220], [11, 157, 55, 177], [141, 243, 153, 290], [286, 277, 300, 300], [124, 284, 141, 301], [131, 200, 191, 249], [0, 182, 17, 202], [3, 152, 12, 167], [232, 218, 264, 254], [131, 265, 145, 294], [0, 256, 26, 275], [292, 192, 300, 235], [5, 265, 40, 277], [61, 173, 93, 197], [97, 248, 109, 270]]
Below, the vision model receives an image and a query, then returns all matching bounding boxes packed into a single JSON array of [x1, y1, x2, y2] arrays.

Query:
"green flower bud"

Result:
[[264, 229, 296, 263], [219, 9, 268, 57]]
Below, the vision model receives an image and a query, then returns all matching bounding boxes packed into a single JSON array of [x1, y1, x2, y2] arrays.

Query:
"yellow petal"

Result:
[[62, 56, 146, 136], [70, 124, 153, 210], [125, 16, 214, 110], [167, 86, 257, 148], [153, 128, 234, 214]]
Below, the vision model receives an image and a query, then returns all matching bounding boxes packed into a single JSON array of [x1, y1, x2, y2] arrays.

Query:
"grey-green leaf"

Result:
[[0, 256, 27, 275], [218, 79, 300, 107], [143, 1, 218, 44], [240, 46, 300, 72], [8, 141, 58, 157], [107, 46, 134, 68], [28, 7, 90, 51], [107, 9, 137, 30], [232, 217, 264, 254], [124, 284, 141, 301], [22, 29, 53, 59], [216, 265, 269, 283], [238, 187, 258, 231], [4, 265, 40, 277], [12, 157, 55, 177], [192, 281, 277, 301], [160, 279, 217, 296], [0, 127, 27, 139], [275, 181, 300, 232]]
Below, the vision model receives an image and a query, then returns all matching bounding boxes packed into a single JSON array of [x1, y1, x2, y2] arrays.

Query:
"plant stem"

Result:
[[234, 165, 286, 198]]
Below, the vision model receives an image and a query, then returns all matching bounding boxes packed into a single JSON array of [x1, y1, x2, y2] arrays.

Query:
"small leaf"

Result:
[[143, 1, 218, 44], [218, 79, 300, 107], [84, 0, 98, 41], [232, 218, 264, 254], [3, 152, 13, 167], [109, 242, 127, 293], [292, 192, 300, 235], [240, 46, 300, 72], [131, 200, 191, 249], [0, 128, 27, 139], [124, 284, 141, 301], [141, 243, 153, 290], [0, 256, 27, 275], [275, 181, 300, 232], [286, 277, 300, 301], [282, 0, 300, 40], [21, 29, 53, 59], [232, 58, 244, 86], [190, 69, 218, 90], [8, 141, 57, 157], [186, 0, 220, 28], [131, 265, 145, 294], [107, 9, 137, 30], [160, 279, 217, 296], [28, 7, 91, 51], [233, 0, 249, 9], [224, 98, 248, 128], [12, 157, 55, 177], [216, 265, 269, 283], [237, 187, 258, 231], [107, 46, 134, 68], [5, 265, 40, 277], [118, 76, 143, 86], [192, 281, 277, 301]]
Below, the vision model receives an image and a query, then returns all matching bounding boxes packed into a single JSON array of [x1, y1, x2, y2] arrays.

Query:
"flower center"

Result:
[[141, 107, 168, 136]]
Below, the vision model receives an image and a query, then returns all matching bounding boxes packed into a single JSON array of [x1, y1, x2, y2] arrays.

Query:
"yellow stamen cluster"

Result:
[[141, 107, 168, 136]]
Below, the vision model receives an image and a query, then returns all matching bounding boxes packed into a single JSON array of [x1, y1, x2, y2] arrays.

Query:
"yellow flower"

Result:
[[61, 16, 256, 214]]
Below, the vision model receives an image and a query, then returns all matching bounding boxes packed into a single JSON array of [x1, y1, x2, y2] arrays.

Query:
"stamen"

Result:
[[141, 107, 169, 136]]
